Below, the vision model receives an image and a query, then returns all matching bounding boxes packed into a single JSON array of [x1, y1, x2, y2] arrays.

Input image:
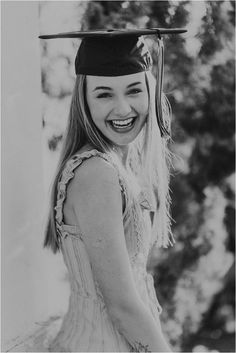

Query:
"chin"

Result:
[[111, 128, 143, 146], [113, 136, 137, 147]]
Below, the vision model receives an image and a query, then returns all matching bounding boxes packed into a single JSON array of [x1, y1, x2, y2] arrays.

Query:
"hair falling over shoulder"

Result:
[[44, 75, 113, 253], [127, 71, 174, 248], [44, 72, 173, 253]]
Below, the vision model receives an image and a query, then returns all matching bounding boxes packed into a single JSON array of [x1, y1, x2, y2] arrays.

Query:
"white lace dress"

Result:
[[48, 149, 163, 352], [10, 149, 163, 352]]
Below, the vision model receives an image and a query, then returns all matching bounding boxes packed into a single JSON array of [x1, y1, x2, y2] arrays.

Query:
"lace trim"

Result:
[[129, 203, 145, 260], [129, 189, 156, 262], [54, 149, 171, 252], [130, 342, 151, 352]]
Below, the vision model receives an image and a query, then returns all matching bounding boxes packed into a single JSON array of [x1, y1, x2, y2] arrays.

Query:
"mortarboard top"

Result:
[[39, 28, 187, 76], [38, 28, 187, 39], [39, 28, 187, 136]]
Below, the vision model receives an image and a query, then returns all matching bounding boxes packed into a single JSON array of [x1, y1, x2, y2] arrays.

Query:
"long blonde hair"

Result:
[[44, 72, 173, 253], [126, 71, 173, 248]]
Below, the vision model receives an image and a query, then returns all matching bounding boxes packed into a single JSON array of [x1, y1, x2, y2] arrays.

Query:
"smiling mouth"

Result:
[[109, 117, 136, 130]]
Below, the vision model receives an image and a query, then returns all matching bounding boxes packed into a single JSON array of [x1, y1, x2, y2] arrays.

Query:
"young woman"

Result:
[[41, 29, 185, 352]]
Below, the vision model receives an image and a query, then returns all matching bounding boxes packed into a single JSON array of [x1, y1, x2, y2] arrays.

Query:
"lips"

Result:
[[108, 117, 137, 131]]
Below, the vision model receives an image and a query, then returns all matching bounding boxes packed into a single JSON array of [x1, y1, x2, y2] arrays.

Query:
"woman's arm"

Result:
[[70, 157, 173, 352]]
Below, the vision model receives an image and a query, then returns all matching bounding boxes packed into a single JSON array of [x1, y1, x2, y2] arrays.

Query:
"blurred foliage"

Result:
[[40, 1, 235, 351], [48, 134, 63, 151], [82, 1, 235, 351]]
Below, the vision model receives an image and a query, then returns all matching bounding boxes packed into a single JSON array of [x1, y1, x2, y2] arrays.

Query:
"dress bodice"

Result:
[[50, 149, 162, 352]]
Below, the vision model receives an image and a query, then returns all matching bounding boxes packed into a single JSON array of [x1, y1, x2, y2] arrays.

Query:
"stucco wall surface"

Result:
[[1, 2, 68, 350]]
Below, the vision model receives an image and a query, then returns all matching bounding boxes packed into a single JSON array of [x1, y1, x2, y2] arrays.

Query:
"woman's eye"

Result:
[[96, 92, 112, 99], [127, 89, 142, 95]]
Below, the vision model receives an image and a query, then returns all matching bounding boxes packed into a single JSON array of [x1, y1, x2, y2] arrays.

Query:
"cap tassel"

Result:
[[155, 37, 170, 138]]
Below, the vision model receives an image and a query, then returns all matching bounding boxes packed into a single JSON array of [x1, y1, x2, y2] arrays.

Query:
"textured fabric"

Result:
[[49, 149, 163, 352]]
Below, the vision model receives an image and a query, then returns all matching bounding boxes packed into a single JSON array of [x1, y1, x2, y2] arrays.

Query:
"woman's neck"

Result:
[[115, 145, 129, 167]]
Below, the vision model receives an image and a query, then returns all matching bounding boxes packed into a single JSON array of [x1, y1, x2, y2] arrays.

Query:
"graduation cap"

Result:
[[39, 28, 187, 137]]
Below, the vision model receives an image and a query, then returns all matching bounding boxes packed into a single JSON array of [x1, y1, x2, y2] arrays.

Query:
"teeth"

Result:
[[111, 117, 134, 128], [113, 118, 133, 125]]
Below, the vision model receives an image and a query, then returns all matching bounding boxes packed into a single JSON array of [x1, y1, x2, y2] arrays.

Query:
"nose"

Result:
[[113, 96, 132, 117]]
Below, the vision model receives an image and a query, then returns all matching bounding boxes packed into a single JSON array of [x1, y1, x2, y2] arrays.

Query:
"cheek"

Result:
[[87, 99, 107, 124], [136, 94, 149, 116]]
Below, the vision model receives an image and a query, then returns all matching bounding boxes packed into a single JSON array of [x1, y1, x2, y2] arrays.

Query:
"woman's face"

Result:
[[86, 72, 149, 147]]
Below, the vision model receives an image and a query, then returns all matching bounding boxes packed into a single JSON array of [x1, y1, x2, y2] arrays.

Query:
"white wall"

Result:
[[1, 2, 68, 349]]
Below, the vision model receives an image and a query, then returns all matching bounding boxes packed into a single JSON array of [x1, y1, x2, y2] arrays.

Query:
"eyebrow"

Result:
[[127, 81, 142, 88], [93, 81, 142, 92], [93, 86, 112, 91]]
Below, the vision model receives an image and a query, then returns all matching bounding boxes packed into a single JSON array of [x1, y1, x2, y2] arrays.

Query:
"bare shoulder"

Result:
[[73, 154, 119, 188], [67, 155, 121, 210]]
